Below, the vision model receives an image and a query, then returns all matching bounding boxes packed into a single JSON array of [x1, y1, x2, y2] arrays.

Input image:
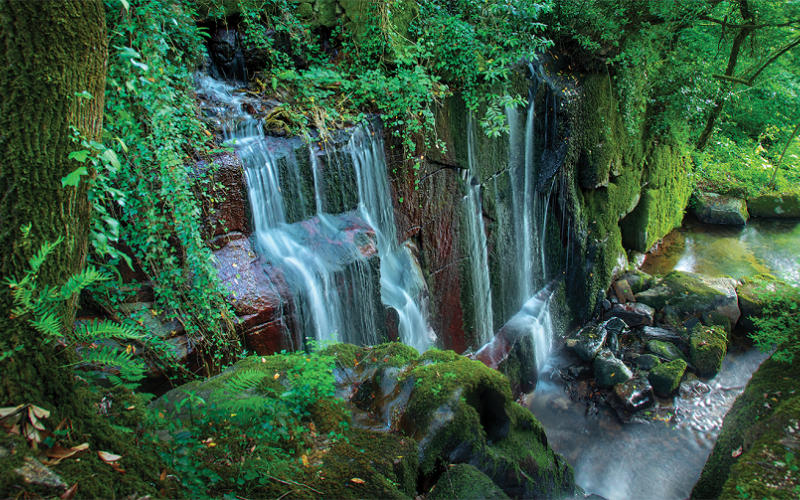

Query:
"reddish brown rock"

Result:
[[202, 152, 250, 243]]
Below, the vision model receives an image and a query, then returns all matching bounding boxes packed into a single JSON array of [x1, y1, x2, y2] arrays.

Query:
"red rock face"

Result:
[[213, 237, 299, 355], [203, 152, 250, 243]]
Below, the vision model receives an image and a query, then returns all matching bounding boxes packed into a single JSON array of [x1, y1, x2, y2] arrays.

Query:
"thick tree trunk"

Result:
[[0, 0, 107, 410]]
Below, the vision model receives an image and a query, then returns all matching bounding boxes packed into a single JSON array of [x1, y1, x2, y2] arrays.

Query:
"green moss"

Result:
[[701, 310, 732, 335], [648, 358, 687, 396], [419, 348, 465, 365], [647, 339, 687, 363], [690, 325, 728, 376], [692, 351, 800, 499], [720, 395, 800, 499], [429, 464, 510, 500], [369, 342, 420, 367], [747, 190, 800, 218], [320, 342, 363, 369], [636, 271, 723, 312], [346, 429, 419, 498]]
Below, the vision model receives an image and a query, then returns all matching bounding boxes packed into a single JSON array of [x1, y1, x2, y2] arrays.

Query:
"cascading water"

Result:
[[197, 74, 429, 350], [465, 115, 496, 346]]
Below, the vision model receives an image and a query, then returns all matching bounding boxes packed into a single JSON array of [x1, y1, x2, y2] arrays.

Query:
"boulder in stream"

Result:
[[746, 191, 800, 218], [613, 376, 654, 412], [646, 339, 687, 363], [689, 325, 728, 377], [692, 191, 749, 225], [428, 464, 510, 500], [635, 354, 661, 371], [635, 271, 741, 327], [648, 359, 687, 397], [593, 349, 632, 388], [565, 323, 607, 362]]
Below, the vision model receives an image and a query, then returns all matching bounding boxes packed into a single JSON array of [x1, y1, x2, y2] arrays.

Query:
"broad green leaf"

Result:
[[101, 149, 121, 170], [131, 59, 149, 72], [61, 167, 88, 188], [120, 0, 129, 11], [68, 150, 90, 163]]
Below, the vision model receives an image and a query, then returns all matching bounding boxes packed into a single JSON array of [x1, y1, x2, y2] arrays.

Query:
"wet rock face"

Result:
[[566, 324, 607, 362], [635, 271, 741, 327], [692, 191, 749, 225], [593, 349, 632, 388], [613, 376, 654, 412], [202, 152, 250, 243]]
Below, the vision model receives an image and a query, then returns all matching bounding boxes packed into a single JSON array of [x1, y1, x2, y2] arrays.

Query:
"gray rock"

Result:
[[593, 349, 633, 388], [692, 191, 749, 225], [566, 323, 607, 362], [638, 326, 682, 343], [605, 302, 654, 327]]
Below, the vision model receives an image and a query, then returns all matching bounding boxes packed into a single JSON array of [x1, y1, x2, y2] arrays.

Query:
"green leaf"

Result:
[[61, 167, 89, 188], [74, 91, 93, 100], [120, 0, 130, 11], [101, 149, 121, 170], [68, 150, 90, 163]]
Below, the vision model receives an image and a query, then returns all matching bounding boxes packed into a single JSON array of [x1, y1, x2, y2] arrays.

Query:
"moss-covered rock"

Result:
[[648, 359, 687, 397], [747, 190, 800, 218], [565, 323, 608, 362], [635, 271, 741, 326], [692, 352, 800, 499], [736, 275, 790, 332], [720, 395, 800, 499], [428, 464, 511, 500], [692, 191, 749, 225], [646, 339, 687, 363], [689, 325, 728, 377], [700, 310, 731, 335]]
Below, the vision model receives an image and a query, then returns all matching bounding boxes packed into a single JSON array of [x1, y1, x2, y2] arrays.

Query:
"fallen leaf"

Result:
[[126, 406, 135, 411], [351, 478, 365, 484], [274, 373, 280, 379], [60, 483, 78, 500], [30, 405, 50, 420], [301, 454, 309, 467], [732, 446, 743, 458], [98, 451, 123, 463], [44, 443, 89, 465], [160, 468, 167, 481]]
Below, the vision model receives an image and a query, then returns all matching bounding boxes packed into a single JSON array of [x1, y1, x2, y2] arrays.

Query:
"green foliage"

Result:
[[3, 236, 146, 390], [83, 0, 239, 378], [751, 283, 800, 364], [148, 350, 348, 499]]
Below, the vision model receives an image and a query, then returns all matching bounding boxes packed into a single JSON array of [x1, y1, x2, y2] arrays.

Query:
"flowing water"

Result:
[[643, 215, 800, 285], [527, 346, 769, 500], [197, 74, 429, 350]]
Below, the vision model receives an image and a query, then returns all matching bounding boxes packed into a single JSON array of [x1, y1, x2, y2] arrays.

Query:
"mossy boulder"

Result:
[[565, 323, 608, 362], [719, 395, 800, 499], [635, 353, 661, 371], [646, 339, 687, 363], [648, 359, 687, 397], [692, 191, 749, 225], [736, 275, 789, 332], [700, 310, 731, 335], [692, 351, 800, 499], [593, 349, 632, 388], [689, 325, 728, 377], [747, 191, 800, 218], [428, 464, 510, 500], [618, 269, 655, 294], [635, 271, 741, 326]]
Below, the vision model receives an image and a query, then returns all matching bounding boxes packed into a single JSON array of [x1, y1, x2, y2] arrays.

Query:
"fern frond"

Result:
[[60, 266, 108, 298], [110, 424, 134, 434], [225, 369, 268, 394], [28, 237, 63, 272], [80, 345, 147, 384], [106, 374, 143, 391], [29, 312, 62, 337], [74, 319, 142, 342]]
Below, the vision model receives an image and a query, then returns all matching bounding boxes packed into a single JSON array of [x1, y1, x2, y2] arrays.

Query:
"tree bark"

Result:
[[0, 0, 107, 410]]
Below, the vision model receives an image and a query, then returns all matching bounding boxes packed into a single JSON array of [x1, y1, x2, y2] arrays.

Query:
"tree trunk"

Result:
[[0, 0, 107, 411]]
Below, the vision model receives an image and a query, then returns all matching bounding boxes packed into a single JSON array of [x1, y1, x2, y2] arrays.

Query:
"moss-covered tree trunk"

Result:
[[0, 0, 107, 411]]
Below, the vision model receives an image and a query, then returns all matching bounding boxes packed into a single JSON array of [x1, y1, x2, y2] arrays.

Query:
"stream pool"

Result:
[[526, 215, 799, 499]]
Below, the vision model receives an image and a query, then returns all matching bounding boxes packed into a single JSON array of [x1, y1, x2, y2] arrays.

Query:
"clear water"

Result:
[[643, 215, 800, 286], [527, 346, 768, 500]]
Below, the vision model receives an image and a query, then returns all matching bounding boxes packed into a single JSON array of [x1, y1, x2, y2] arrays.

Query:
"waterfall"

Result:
[[349, 127, 431, 353], [465, 115, 495, 346], [198, 74, 429, 350]]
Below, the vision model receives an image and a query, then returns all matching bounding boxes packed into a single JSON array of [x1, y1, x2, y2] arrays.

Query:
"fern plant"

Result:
[[4, 233, 147, 390]]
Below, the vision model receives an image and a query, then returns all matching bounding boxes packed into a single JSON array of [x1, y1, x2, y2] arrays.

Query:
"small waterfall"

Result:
[[198, 74, 428, 350], [349, 127, 431, 353], [465, 115, 495, 346]]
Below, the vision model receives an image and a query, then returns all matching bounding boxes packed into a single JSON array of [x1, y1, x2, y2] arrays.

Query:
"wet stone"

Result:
[[593, 349, 632, 388], [692, 191, 749, 225], [606, 302, 654, 327], [639, 326, 682, 343], [678, 379, 711, 400], [565, 323, 607, 362], [636, 354, 661, 371], [613, 376, 654, 412]]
